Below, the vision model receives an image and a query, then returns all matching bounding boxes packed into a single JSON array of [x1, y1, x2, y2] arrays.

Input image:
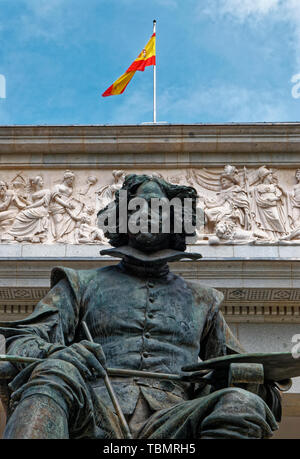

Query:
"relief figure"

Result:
[[212, 219, 265, 244], [250, 166, 289, 241], [97, 170, 125, 212], [288, 169, 300, 229], [0, 180, 28, 236], [74, 208, 108, 244], [204, 166, 250, 232], [49, 170, 82, 243], [8, 176, 51, 243]]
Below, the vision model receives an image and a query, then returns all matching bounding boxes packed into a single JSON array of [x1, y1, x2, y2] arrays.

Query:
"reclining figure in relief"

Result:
[[0, 174, 281, 439]]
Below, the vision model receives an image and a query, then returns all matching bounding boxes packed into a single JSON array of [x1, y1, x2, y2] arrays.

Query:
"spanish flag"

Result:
[[102, 30, 156, 97]]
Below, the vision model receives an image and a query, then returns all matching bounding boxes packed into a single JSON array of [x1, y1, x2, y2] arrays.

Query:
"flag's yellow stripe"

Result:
[[110, 71, 136, 95], [135, 34, 156, 61]]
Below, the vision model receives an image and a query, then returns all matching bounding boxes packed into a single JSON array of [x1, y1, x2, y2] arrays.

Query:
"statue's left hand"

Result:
[[48, 340, 107, 380]]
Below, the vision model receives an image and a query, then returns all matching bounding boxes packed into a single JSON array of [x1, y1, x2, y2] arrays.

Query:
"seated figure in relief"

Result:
[[0, 180, 29, 238], [8, 176, 51, 243], [204, 166, 251, 233], [74, 207, 108, 244]]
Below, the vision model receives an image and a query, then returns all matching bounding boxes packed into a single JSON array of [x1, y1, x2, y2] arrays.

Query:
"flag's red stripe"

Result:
[[102, 84, 114, 97], [126, 56, 156, 72]]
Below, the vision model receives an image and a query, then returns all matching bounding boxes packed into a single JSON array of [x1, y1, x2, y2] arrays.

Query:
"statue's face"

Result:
[[216, 222, 226, 236], [65, 176, 74, 186], [113, 171, 125, 183], [220, 177, 232, 189], [37, 177, 44, 188], [263, 173, 273, 184], [0, 184, 6, 197], [127, 180, 171, 252], [81, 214, 90, 224], [296, 170, 300, 182], [216, 222, 232, 239]]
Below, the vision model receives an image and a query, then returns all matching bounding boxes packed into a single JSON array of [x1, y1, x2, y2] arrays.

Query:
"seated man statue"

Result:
[[0, 174, 280, 439]]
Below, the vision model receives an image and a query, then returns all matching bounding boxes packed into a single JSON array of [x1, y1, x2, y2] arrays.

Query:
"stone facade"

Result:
[[0, 123, 300, 438]]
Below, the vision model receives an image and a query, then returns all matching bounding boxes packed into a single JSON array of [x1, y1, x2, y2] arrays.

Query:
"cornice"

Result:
[[1, 123, 300, 167]]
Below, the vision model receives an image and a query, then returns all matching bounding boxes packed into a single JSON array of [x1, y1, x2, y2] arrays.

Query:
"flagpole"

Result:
[[153, 19, 157, 123]]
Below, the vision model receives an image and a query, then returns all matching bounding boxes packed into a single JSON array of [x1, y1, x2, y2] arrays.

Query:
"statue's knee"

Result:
[[30, 358, 81, 381], [226, 387, 260, 402], [220, 388, 264, 413]]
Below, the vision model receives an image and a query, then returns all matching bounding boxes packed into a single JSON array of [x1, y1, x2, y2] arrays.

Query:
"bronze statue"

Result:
[[0, 174, 282, 439]]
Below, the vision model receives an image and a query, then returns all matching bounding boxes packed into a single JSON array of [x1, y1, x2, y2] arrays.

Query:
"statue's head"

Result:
[[98, 174, 198, 253], [220, 165, 240, 189], [0, 180, 7, 197], [63, 170, 75, 187], [215, 220, 235, 240], [29, 175, 44, 190], [258, 166, 273, 184], [112, 170, 125, 183]]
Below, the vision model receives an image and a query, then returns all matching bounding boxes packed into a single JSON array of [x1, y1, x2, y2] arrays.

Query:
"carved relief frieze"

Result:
[[0, 170, 126, 245], [167, 165, 300, 245], [0, 166, 300, 245]]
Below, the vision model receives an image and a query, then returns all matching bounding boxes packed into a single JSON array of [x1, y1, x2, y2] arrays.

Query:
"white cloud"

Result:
[[25, 0, 68, 16], [203, 0, 300, 70], [159, 84, 290, 122], [17, 0, 82, 42], [209, 0, 280, 21], [203, 0, 283, 22], [108, 82, 290, 124]]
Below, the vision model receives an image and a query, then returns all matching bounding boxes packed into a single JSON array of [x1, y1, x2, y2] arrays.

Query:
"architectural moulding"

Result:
[[2, 124, 300, 164], [0, 288, 300, 323]]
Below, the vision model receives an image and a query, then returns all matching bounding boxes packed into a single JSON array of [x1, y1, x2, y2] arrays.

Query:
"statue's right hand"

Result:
[[48, 340, 107, 380]]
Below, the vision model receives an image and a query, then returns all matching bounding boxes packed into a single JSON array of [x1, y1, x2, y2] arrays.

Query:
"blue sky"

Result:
[[0, 0, 300, 125]]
